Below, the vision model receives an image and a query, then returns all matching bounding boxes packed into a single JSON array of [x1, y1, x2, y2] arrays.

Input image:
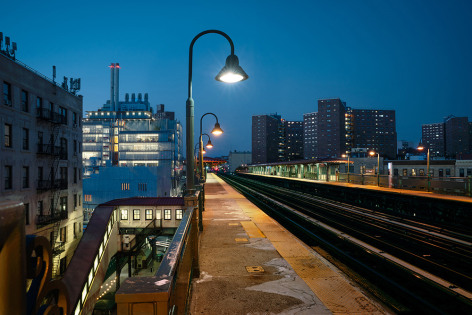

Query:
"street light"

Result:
[[342, 153, 351, 183], [200, 113, 223, 182], [198, 133, 214, 179], [417, 141, 431, 191], [186, 30, 248, 194], [369, 150, 380, 186]]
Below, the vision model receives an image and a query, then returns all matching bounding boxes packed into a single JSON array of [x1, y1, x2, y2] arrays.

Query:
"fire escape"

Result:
[[36, 105, 68, 277]]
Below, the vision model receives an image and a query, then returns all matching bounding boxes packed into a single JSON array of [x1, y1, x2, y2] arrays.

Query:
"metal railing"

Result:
[[36, 210, 68, 227], [36, 108, 67, 124]]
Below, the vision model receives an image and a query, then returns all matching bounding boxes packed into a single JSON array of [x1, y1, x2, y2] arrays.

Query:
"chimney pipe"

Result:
[[114, 63, 120, 111], [110, 63, 115, 110]]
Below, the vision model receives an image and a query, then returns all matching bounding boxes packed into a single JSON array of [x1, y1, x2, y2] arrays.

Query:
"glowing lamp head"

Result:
[[417, 144, 424, 151], [205, 139, 213, 149], [369, 151, 376, 156], [211, 122, 224, 136], [202, 149, 206, 154], [215, 54, 248, 83]]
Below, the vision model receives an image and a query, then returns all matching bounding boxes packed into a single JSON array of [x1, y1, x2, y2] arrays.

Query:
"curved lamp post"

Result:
[[417, 141, 431, 191], [200, 113, 223, 182], [186, 30, 248, 194], [198, 133, 214, 179], [369, 151, 380, 186]]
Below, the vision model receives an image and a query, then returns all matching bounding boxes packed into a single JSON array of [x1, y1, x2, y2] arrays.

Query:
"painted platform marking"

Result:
[[240, 221, 266, 238]]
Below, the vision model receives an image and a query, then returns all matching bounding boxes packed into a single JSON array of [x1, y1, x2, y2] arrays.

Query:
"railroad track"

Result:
[[218, 172, 472, 314]]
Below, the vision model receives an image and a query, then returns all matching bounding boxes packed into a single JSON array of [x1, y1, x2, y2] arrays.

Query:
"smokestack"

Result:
[[114, 63, 120, 111], [109, 63, 115, 110]]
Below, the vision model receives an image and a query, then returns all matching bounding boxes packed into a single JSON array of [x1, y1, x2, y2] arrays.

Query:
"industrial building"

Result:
[[82, 63, 183, 219]]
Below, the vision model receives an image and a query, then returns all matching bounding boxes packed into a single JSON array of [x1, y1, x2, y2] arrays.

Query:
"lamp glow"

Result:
[[215, 54, 248, 83], [206, 139, 213, 149], [211, 122, 224, 136], [218, 73, 244, 83]]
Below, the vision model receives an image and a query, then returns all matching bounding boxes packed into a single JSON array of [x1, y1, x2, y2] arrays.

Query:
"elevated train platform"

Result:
[[190, 173, 387, 314]]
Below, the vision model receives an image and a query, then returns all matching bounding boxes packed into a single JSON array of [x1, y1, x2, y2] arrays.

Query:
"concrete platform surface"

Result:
[[190, 173, 388, 315]]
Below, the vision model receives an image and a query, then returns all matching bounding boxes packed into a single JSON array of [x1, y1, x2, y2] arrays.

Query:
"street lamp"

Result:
[[369, 150, 380, 186], [342, 153, 351, 183], [200, 113, 223, 182], [417, 141, 431, 191], [198, 133, 214, 179], [186, 30, 248, 194]]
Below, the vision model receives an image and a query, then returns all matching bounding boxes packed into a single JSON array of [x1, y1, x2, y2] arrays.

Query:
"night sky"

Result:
[[2, 0, 471, 157]]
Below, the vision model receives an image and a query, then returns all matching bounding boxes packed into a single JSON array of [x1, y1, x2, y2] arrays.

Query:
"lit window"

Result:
[[164, 209, 171, 220], [176, 209, 183, 220], [145, 209, 153, 220], [133, 209, 140, 220], [121, 209, 128, 220]]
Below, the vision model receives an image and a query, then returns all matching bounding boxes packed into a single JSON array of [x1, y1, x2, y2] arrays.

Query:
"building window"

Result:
[[59, 106, 67, 124], [4, 165, 12, 189], [411, 169, 416, 176], [419, 169, 425, 176], [446, 168, 451, 177], [121, 183, 130, 190], [74, 194, 77, 208], [138, 183, 147, 191], [78, 194, 81, 206], [73, 140, 77, 155], [3, 81, 12, 106], [22, 128, 29, 150], [60, 226, 67, 243], [133, 209, 140, 220], [459, 168, 465, 177], [164, 209, 171, 220], [176, 209, 183, 220], [4, 123, 12, 147], [60, 138, 67, 159], [402, 169, 407, 176], [37, 200, 44, 216], [60, 167, 68, 182], [60, 196, 68, 212], [73, 222, 78, 239], [74, 167, 77, 184], [439, 169, 444, 177], [156, 210, 161, 220], [393, 169, 399, 176], [22, 166, 29, 188], [21, 90, 28, 112], [73, 112, 77, 126], [145, 209, 153, 220], [36, 97, 42, 115], [84, 194, 92, 202], [25, 203, 30, 225], [121, 209, 128, 220]]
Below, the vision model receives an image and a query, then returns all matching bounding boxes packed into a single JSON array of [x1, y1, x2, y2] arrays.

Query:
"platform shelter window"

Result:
[[164, 209, 171, 220], [402, 169, 407, 176], [176, 209, 183, 220], [446, 169, 451, 177], [145, 209, 153, 220], [133, 209, 140, 220], [156, 210, 161, 220], [419, 169, 425, 176], [121, 209, 128, 220]]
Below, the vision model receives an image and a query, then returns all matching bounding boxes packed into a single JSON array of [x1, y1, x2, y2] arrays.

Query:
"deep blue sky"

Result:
[[2, 0, 471, 157]]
